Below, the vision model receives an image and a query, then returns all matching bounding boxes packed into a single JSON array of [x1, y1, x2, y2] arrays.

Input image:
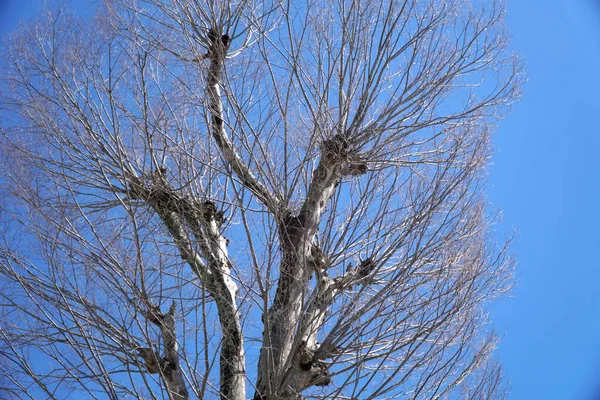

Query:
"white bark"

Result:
[[129, 169, 245, 399], [0, 1, 520, 399], [253, 134, 366, 399]]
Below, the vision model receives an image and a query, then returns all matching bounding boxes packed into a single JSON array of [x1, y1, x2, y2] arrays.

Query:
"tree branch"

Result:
[[255, 133, 369, 398], [128, 169, 245, 400], [205, 28, 280, 214], [139, 302, 189, 400]]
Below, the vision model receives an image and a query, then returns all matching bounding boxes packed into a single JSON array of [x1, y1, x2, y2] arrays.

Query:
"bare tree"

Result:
[[0, 0, 521, 399]]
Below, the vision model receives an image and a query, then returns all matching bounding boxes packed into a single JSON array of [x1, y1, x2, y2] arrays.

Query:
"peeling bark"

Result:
[[138, 302, 188, 400], [129, 130, 367, 399], [0, 2, 521, 399], [128, 167, 245, 400], [203, 27, 252, 400], [205, 28, 280, 214], [254, 134, 367, 399], [201, 24, 369, 400]]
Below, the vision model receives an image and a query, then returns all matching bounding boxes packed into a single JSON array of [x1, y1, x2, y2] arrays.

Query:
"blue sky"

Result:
[[489, 1, 600, 399], [1, 0, 599, 399]]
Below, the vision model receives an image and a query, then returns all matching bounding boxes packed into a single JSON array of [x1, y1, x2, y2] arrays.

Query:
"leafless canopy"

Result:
[[0, 0, 520, 399]]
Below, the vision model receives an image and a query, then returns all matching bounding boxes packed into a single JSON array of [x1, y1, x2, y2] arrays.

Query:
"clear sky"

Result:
[[490, 1, 600, 399], [1, 0, 599, 399]]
